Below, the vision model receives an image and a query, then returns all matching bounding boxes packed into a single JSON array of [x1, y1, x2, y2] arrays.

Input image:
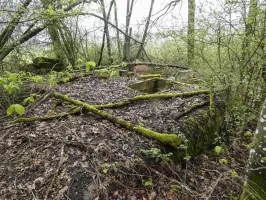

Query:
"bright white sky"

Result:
[[87, 0, 189, 32]]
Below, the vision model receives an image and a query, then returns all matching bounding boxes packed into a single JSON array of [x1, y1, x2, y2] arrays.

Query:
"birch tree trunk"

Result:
[[242, 99, 266, 199]]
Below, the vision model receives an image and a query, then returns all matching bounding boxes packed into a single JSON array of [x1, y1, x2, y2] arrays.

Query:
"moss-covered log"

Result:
[[130, 90, 209, 101], [54, 92, 182, 148], [139, 74, 161, 79], [94, 101, 129, 109], [8, 106, 81, 124]]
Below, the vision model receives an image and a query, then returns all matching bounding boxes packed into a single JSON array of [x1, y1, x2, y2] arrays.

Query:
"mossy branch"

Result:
[[54, 92, 182, 148], [92, 90, 209, 110], [130, 90, 209, 101], [8, 106, 81, 124]]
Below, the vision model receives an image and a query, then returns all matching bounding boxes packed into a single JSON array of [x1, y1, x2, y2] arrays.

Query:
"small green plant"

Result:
[[171, 184, 182, 192], [23, 93, 40, 105], [31, 75, 43, 83], [231, 170, 238, 177], [142, 178, 153, 187], [85, 61, 96, 72], [6, 104, 25, 116], [219, 158, 228, 165], [215, 146, 222, 155], [140, 148, 173, 162], [244, 131, 253, 137], [184, 155, 191, 161]]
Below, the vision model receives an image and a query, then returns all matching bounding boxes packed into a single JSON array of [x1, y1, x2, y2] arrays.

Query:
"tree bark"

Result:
[[136, 0, 155, 59], [123, 0, 135, 61], [187, 0, 195, 66], [0, 0, 33, 49], [0, 0, 86, 63], [98, 0, 114, 66], [113, 0, 121, 59], [242, 98, 266, 199]]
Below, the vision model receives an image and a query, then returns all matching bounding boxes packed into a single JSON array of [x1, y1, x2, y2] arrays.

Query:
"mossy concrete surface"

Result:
[[127, 78, 176, 94]]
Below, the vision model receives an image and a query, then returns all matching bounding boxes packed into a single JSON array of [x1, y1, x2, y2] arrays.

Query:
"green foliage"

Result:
[[31, 75, 43, 83], [184, 155, 191, 161], [142, 178, 153, 187], [219, 158, 228, 165], [85, 61, 96, 72], [244, 131, 253, 137], [231, 170, 238, 177], [171, 184, 182, 192], [140, 148, 173, 162], [215, 146, 222, 155], [7, 104, 25, 116], [23, 93, 40, 105]]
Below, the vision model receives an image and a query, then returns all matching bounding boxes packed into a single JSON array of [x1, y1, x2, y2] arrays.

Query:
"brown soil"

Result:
[[0, 75, 251, 200]]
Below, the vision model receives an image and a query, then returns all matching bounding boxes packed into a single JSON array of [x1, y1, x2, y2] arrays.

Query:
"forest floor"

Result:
[[0, 74, 252, 200]]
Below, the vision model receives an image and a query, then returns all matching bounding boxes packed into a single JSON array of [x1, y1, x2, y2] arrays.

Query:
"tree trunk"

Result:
[[114, 0, 121, 59], [0, 0, 32, 49], [136, 0, 155, 59], [98, 0, 114, 66], [136, 0, 154, 59], [242, 98, 266, 199], [0, 0, 85, 63], [187, 0, 195, 66], [123, 0, 135, 61]]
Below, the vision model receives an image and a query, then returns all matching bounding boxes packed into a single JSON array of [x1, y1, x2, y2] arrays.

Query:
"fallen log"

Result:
[[8, 106, 81, 124], [54, 92, 182, 148]]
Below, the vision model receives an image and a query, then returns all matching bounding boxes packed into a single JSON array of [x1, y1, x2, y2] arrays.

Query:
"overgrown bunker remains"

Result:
[[127, 78, 175, 94]]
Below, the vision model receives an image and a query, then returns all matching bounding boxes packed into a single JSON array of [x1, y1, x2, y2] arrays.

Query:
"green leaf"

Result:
[[102, 168, 108, 174], [31, 75, 43, 83], [85, 61, 96, 69], [121, 62, 127, 68], [14, 104, 25, 116], [110, 71, 120, 78], [244, 131, 253, 137], [219, 158, 228, 165], [6, 105, 15, 116], [215, 146, 222, 155], [86, 65, 90, 72], [0, 77, 7, 85], [184, 155, 191, 161], [231, 170, 238, 177]]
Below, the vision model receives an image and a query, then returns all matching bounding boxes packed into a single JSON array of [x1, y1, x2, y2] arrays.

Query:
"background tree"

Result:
[[187, 0, 195, 66]]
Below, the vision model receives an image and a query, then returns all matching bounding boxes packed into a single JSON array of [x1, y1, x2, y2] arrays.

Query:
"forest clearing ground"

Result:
[[0, 75, 251, 199]]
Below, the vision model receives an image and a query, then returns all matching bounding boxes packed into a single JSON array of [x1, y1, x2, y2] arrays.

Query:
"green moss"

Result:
[[139, 74, 161, 79], [131, 90, 209, 101], [54, 92, 183, 149], [134, 126, 182, 148], [181, 108, 220, 156], [9, 106, 81, 124], [94, 101, 129, 109]]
